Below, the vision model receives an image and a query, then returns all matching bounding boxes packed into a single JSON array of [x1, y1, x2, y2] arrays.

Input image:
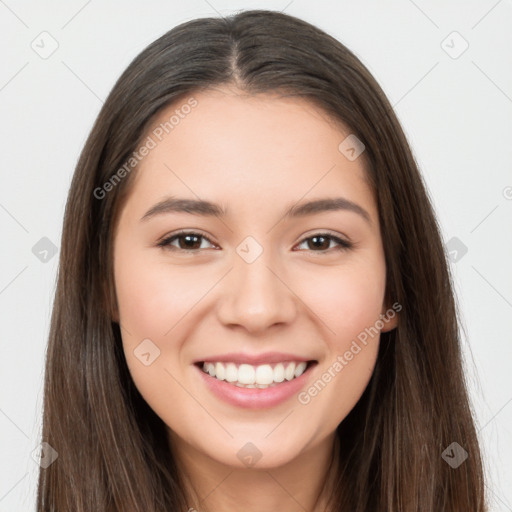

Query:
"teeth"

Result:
[[255, 364, 274, 385], [201, 361, 309, 387], [225, 363, 238, 382], [238, 364, 255, 384], [215, 362, 225, 381], [294, 362, 307, 378], [274, 363, 285, 383], [285, 363, 295, 381]]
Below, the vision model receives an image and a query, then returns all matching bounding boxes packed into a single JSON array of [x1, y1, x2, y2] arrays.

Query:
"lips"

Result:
[[193, 355, 318, 409]]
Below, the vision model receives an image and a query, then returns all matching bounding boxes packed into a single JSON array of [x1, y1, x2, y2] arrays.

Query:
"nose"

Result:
[[216, 248, 298, 335]]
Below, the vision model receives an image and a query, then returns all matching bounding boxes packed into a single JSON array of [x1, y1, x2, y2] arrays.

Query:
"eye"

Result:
[[295, 232, 353, 253], [157, 231, 217, 252], [157, 230, 352, 253]]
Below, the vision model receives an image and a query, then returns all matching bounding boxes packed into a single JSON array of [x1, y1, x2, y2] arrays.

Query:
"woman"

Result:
[[37, 9, 487, 511]]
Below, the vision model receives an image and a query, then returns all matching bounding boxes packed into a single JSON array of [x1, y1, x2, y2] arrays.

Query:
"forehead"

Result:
[[122, 87, 375, 220]]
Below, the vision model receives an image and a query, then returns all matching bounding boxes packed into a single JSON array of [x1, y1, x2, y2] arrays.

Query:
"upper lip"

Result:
[[195, 352, 315, 366]]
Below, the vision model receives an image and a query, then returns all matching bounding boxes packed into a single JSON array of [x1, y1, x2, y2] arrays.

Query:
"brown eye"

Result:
[[157, 231, 216, 251], [296, 233, 352, 252], [157, 231, 352, 254]]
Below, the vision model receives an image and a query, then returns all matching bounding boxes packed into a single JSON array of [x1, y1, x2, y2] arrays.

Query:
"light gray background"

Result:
[[0, 1, 511, 510]]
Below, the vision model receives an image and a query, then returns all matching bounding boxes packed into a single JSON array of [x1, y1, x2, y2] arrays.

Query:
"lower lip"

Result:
[[194, 362, 317, 410]]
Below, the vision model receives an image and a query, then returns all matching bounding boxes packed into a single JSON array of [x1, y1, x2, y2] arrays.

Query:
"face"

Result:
[[112, 87, 397, 470]]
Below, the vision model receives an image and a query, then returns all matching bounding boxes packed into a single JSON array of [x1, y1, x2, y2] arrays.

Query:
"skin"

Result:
[[112, 86, 398, 512]]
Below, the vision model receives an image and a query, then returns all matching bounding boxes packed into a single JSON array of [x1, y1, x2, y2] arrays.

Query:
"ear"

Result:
[[379, 301, 400, 332]]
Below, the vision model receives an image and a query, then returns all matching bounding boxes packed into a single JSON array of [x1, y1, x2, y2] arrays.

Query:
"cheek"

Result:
[[293, 259, 385, 416], [114, 250, 204, 340], [114, 250, 200, 418], [296, 258, 386, 342]]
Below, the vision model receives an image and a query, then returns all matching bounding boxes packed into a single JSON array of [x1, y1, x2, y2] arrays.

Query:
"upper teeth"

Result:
[[202, 361, 308, 387]]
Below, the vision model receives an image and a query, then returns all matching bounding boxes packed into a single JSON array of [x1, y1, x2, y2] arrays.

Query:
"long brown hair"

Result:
[[37, 9, 487, 511]]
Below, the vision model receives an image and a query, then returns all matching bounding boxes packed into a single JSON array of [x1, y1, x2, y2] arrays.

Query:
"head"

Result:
[[38, 9, 486, 512]]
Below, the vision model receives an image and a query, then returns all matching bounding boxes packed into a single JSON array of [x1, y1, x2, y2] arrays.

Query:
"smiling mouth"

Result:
[[195, 360, 317, 389]]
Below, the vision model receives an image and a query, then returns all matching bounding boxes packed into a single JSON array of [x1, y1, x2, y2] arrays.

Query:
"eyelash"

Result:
[[156, 230, 353, 254]]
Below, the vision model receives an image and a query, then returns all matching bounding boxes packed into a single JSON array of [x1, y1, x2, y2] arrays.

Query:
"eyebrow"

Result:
[[141, 196, 372, 224]]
